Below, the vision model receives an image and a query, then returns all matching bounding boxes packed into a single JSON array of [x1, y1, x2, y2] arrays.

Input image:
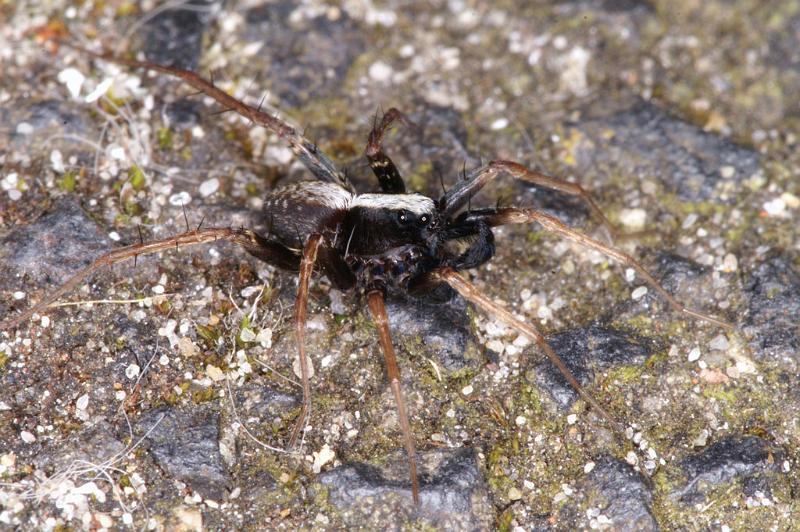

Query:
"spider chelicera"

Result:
[[0, 44, 732, 504]]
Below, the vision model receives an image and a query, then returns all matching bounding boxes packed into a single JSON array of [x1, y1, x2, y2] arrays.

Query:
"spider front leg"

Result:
[[0, 227, 289, 331], [460, 207, 733, 329], [366, 290, 420, 504], [365, 108, 413, 194], [442, 160, 629, 242]]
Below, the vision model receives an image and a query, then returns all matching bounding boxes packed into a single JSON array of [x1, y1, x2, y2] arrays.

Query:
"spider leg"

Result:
[[441, 160, 628, 242], [365, 108, 413, 193], [1, 227, 287, 331], [289, 234, 323, 448], [431, 267, 623, 434], [461, 207, 733, 329], [366, 290, 420, 504], [69, 43, 355, 193]]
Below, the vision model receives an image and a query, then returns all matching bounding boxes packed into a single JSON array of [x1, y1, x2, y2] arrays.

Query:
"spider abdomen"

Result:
[[262, 181, 351, 248]]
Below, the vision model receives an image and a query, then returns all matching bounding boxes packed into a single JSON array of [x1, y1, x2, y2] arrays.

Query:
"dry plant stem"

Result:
[[0, 227, 267, 331], [367, 290, 420, 504], [483, 207, 733, 329], [289, 234, 323, 448], [435, 267, 625, 435]]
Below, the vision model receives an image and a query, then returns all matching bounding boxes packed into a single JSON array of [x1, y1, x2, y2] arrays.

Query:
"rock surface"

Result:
[[0, 1, 797, 530]]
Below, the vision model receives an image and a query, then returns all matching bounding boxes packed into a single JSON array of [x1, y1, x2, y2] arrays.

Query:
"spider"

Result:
[[0, 45, 732, 505]]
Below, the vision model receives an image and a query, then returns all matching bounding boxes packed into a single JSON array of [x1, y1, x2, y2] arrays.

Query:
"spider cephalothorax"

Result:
[[0, 45, 733, 505]]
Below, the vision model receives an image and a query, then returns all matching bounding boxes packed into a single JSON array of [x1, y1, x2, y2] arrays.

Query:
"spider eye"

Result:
[[396, 209, 411, 225], [420, 215, 429, 225]]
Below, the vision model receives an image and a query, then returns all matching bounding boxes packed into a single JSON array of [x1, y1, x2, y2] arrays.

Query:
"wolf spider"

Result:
[[0, 45, 731, 504]]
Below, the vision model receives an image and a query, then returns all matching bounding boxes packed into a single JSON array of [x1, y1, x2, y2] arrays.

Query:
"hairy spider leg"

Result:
[[367, 291, 421, 504], [68, 43, 355, 193], [365, 108, 414, 194], [442, 160, 631, 243], [433, 267, 623, 433], [0, 227, 295, 331], [460, 207, 733, 329], [289, 234, 324, 448]]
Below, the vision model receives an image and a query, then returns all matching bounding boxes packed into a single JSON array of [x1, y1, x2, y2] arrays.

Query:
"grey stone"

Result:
[[569, 101, 760, 202], [243, 1, 366, 107], [318, 448, 492, 530], [141, 0, 217, 70], [743, 252, 800, 363], [674, 435, 781, 505], [135, 406, 230, 500], [0, 198, 110, 288], [555, 456, 657, 531], [534, 324, 653, 409], [386, 293, 481, 373]]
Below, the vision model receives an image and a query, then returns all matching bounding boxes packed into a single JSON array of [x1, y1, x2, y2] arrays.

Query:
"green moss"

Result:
[[245, 182, 260, 197], [128, 165, 146, 191], [701, 385, 737, 404], [497, 509, 514, 532], [605, 364, 644, 385], [192, 386, 216, 404], [58, 171, 78, 192], [196, 323, 220, 347], [156, 127, 174, 150]]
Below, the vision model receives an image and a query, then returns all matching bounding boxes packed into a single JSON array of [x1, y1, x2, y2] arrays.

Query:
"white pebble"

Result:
[[199, 178, 219, 197], [152, 284, 165, 295], [619, 208, 647, 230], [76, 394, 89, 410], [293, 356, 315, 380], [15, 122, 33, 135], [566, 414, 578, 425], [256, 328, 273, 348], [584, 461, 595, 473], [781, 192, 800, 208], [50, 150, 65, 172], [206, 365, 225, 382], [239, 328, 256, 342], [709, 334, 729, 351], [108, 145, 126, 160], [169, 191, 192, 206], [461, 384, 473, 396], [682, 213, 698, 229], [368, 61, 393, 82], [125, 364, 140, 379], [12, 291, 25, 300], [763, 197, 786, 217], [21, 430, 36, 443], [57, 67, 85, 99], [721, 253, 738, 272], [490, 118, 509, 130], [719, 166, 736, 179], [40, 316, 50, 328], [312, 444, 336, 473], [687, 347, 701, 362], [515, 415, 527, 426], [8, 189, 22, 201], [85, 78, 113, 103], [625, 451, 638, 465], [631, 286, 648, 300]]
